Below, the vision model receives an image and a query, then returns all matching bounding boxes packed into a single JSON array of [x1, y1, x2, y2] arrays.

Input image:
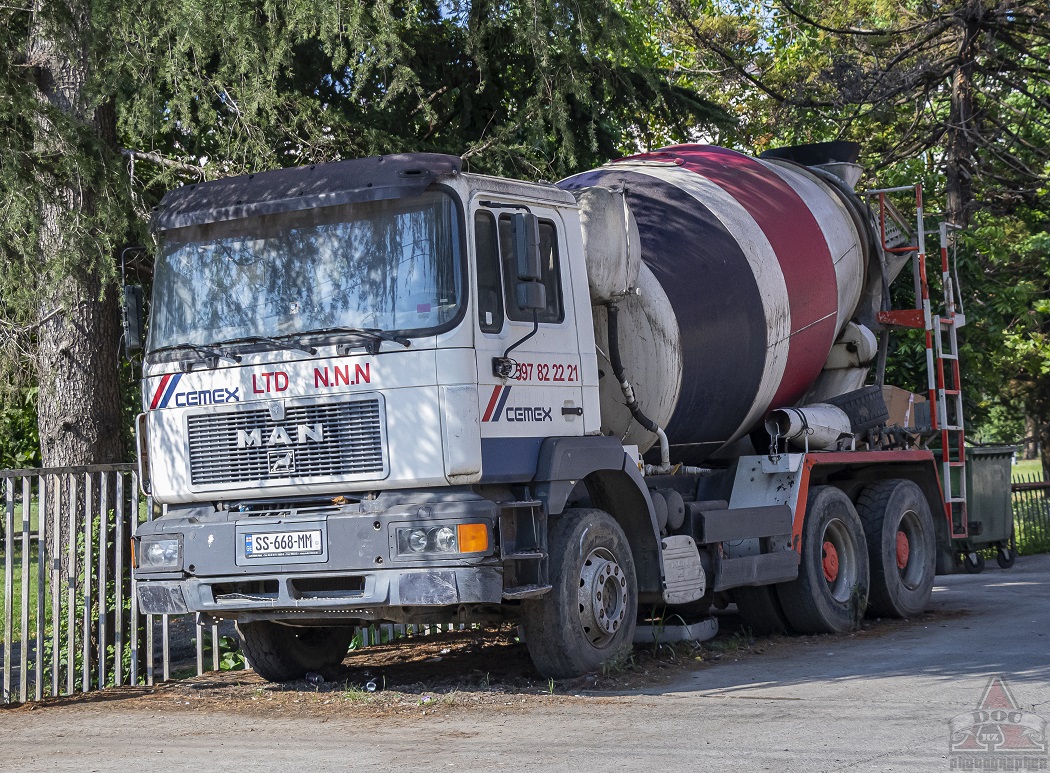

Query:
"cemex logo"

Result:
[[481, 385, 553, 423], [150, 373, 240, 409], [949, 675, 1048, 770]]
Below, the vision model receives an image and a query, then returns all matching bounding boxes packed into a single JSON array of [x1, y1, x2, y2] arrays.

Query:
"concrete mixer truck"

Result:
[[129, 142, 970, 680]]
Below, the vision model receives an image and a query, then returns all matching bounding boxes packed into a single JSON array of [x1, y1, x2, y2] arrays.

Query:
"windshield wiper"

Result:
[[150, 342, 242, 370], [299, 326, 412, 354], [213, 335, 317, 356]]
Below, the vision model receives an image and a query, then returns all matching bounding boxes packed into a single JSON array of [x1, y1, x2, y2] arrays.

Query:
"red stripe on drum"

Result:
[[630, 145, 839, 408]]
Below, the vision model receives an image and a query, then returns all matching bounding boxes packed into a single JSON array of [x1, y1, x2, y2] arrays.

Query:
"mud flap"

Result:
[[660, 535, 706, 604]]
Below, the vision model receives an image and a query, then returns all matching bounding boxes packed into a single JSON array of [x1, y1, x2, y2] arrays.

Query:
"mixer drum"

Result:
[[560, 144, 871, 463]]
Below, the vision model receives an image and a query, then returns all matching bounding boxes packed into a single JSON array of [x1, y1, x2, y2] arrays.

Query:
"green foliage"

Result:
[[0, 387, 40, 469], [195, 632, 247, 671]]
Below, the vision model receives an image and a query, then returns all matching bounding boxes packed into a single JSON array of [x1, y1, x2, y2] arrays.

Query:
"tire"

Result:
[[963, 551, 985, 574], [237, 621, 355, 682], [823, 385, 889, 434], [521, 508, 638, 679], [776, 486, 869, 634], [734, 585, 793, 635], [856, 479, 936, 619]]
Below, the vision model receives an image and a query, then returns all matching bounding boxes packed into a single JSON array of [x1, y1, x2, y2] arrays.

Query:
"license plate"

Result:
[[244, 529, 323, 559]]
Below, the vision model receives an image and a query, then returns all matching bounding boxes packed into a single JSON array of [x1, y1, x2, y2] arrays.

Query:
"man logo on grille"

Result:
[[237, 424, 325, 448]]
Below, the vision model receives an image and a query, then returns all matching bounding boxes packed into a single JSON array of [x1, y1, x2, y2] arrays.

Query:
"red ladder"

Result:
[[864, 184, 969, 539]]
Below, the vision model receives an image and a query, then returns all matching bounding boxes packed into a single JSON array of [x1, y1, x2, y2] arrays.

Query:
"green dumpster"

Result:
[[936, 445, 1016, 571]]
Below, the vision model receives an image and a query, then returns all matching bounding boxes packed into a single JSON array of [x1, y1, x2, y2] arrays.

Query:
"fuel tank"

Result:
[[560, 143, 878, 463]]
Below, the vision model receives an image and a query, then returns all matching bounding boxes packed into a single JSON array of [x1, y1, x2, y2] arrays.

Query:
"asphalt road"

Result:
[[3, 554, 1048, 772]]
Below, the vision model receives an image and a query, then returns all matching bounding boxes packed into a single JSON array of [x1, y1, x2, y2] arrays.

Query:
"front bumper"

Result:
[[135, 492, 503, 618]]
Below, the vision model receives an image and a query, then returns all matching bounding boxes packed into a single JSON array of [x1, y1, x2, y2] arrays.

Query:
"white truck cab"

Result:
[[134, 154, 664, 680]]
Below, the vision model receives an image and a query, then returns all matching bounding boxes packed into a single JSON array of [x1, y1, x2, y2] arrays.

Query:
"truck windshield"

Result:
[[147, 191, 463, 354]]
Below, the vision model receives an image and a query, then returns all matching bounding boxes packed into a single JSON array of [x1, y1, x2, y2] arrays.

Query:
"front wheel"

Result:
[[521, 508, 638, 678], [237, 621, 355, 682], [776, 486, 869, 634]]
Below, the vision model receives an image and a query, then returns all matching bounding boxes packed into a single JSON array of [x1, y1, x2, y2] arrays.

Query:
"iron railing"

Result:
[[1, 464, 449, 706], [1011, 474, 1050, 555]]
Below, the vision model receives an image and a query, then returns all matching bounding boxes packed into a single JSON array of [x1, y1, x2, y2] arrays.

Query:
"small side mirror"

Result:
[[122, 284, 145, 358], [511, 212, 542, 281], [516, 281, 546, 311]]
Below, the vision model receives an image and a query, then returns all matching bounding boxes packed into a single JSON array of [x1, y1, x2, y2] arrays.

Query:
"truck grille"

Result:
[[186, 399, 385, 486]]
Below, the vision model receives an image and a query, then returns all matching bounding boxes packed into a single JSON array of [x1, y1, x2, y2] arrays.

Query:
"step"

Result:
[[501, 551, 546, 561], [502, 584, 552, 600], [500, 500, 542, 510]]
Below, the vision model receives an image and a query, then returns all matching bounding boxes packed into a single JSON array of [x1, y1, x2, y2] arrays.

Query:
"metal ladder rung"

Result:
[[939, 353, 959, 360], [946, 497, 967, 504]]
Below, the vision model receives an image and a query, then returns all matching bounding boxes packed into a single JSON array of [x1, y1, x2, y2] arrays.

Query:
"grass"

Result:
[[0, 542, 49, 644], [1012, 458, 1042, 482], [1, 497, 41, 536]]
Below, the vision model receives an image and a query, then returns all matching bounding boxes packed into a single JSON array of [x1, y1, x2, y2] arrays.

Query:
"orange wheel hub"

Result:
[[896, 531, 910, 570], [822, 541, 839, 583]]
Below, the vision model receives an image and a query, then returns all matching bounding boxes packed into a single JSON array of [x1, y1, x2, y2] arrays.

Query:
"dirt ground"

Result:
[[1, 609, 921, 721]]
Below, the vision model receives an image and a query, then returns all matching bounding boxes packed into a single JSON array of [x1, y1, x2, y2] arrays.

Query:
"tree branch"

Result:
[[776, 0, 947, 37], [120, 148, 206, 177]]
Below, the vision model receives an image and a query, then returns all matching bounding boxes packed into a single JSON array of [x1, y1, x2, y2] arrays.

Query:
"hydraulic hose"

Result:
[[607, 303, 671, 472]]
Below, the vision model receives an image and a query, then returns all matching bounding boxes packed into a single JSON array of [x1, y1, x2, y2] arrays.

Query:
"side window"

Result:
[[474, 211, 504, 333], [498, 215, 564, 324]]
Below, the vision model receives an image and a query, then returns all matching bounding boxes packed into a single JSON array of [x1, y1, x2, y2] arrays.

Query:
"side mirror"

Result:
[[511, 212, 542, 281], [516, 281, 546, 311], [122, 284, 145, 358]]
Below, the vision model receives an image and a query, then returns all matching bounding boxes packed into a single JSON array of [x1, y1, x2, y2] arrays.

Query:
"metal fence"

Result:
[[1, 464, 462, 706], [1011, 474, 1050, 555]]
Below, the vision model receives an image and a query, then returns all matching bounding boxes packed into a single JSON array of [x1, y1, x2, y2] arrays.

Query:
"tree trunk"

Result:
[[28, 2, 124, 471], [943, 1, 982, 229], [28, 1, 125, 648], [1025, 414, 1039, 460]]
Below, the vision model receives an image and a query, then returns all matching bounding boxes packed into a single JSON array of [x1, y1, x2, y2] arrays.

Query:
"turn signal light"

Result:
[[457, 523, 489, 554]]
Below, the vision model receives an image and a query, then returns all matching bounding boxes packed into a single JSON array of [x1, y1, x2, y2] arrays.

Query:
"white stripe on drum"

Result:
[[761, 159, 865, 337]]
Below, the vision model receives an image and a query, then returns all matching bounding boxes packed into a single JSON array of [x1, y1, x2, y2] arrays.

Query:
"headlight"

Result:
[[433, 527, 457, 552], [138, 536, 182, 571], [395, 524, 489, 557]]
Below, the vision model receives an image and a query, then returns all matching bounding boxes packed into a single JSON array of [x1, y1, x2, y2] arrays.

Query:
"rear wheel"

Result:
[[777, 486, 869, 634], [857, 479, 936, 618], [237, 621, 355, 682], [521, 508, 638, 678]]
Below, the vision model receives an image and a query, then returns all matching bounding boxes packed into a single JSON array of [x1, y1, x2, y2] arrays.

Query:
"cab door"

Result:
[[471, 201, 585, 482]]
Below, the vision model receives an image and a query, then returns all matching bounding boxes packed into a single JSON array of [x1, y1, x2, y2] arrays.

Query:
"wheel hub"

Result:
[[578, 548, 628, 644], [822, 541, 840, 583], [896, 530, 910, 570]]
